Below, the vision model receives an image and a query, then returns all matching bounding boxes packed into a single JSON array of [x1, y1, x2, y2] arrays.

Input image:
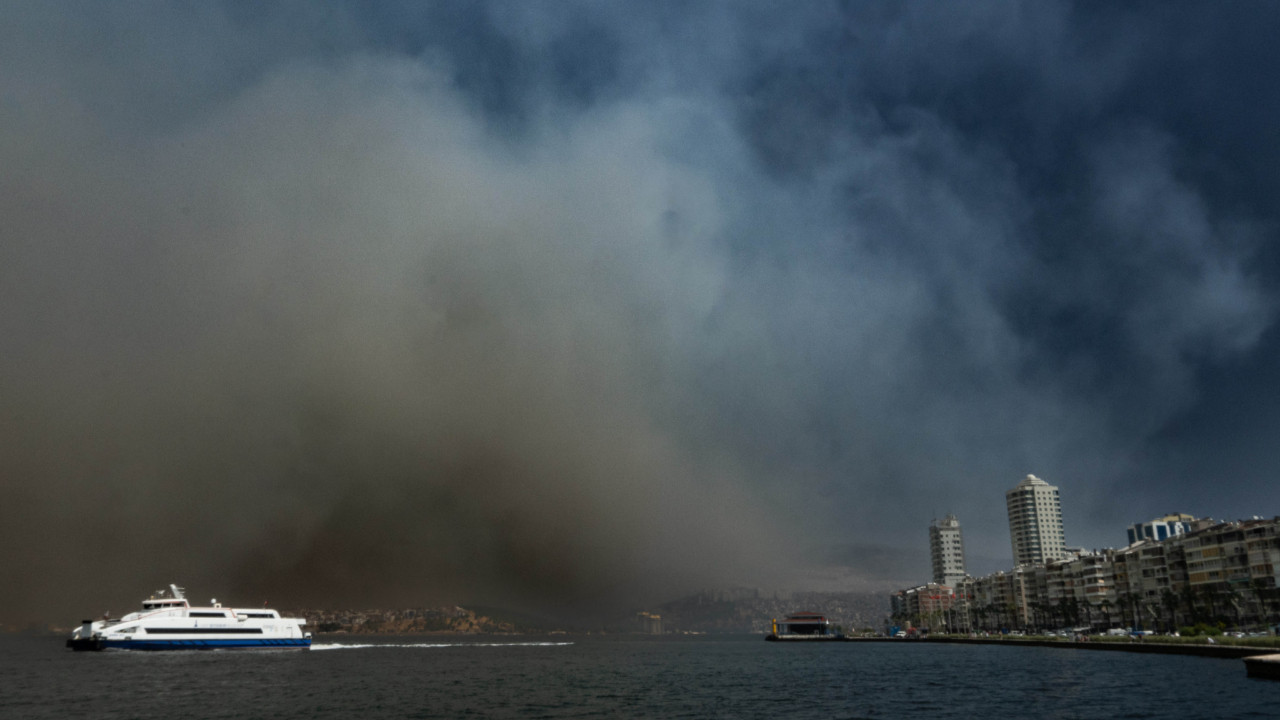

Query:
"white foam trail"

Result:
[[310, 641, 574, 651]]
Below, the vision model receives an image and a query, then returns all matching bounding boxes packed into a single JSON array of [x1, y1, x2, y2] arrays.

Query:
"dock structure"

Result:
[[767, 612, 843, 641], [1244, 653, 1280, 680]]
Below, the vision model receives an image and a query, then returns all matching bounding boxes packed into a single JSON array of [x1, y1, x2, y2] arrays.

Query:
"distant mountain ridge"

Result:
[[289, 590, 891, 635]]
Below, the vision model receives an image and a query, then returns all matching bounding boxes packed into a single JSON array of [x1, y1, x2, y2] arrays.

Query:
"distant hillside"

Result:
[[297, 606, 522, 634], [290, 590, 890, 636], [651, 590, 889, 634]]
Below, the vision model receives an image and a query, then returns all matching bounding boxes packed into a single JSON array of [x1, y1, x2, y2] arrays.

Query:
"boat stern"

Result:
[[66, 620, 105, 651]]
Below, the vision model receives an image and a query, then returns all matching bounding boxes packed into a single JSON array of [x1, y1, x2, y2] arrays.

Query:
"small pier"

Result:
[[766, 611, 842, 641], [1243, 653, 1280, 680], [766, 633, 844, 642]]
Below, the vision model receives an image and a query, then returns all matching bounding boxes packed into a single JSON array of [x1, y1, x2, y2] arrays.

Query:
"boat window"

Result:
[[190, 611, 229, 618], [147, 628, 264, 634], [120, 626, 137, 634]]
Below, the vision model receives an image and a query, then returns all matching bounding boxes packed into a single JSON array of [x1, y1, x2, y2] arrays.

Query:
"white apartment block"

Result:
[[930, 513, 968, 587], [1006, 474, 1066, 566]]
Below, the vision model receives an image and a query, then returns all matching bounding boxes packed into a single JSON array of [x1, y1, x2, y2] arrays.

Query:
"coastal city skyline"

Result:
[[923, 474, 1256, 579], [896, 473, 1279, 636], [4, 2, 1280, 627]]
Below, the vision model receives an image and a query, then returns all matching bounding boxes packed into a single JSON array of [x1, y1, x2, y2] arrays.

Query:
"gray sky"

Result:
[[4, 1, 1279, 624]]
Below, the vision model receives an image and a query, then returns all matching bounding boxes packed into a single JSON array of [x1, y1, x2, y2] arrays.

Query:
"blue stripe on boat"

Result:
[[98, 638, 311, 650]]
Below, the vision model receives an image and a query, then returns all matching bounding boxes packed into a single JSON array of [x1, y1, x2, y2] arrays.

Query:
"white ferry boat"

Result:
[[66, 584, 311, 651]]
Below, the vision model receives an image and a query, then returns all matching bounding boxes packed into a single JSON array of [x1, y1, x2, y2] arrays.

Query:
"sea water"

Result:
[[2, 634, 1273, 719]]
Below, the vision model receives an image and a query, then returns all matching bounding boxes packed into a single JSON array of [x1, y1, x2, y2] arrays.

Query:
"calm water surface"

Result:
[[2, 634, 1273, 719]]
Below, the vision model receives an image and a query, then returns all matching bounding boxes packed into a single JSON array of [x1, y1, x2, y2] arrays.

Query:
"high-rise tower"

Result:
[[929, 513, 967, 587], [1006, 474, 1065, 566]]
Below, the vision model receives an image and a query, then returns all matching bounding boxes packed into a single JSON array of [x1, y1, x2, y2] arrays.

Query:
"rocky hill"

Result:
[[295, 606, 519, 634]]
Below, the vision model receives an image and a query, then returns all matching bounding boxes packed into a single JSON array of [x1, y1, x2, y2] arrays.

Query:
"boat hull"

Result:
[[67, 637, 310, 651]]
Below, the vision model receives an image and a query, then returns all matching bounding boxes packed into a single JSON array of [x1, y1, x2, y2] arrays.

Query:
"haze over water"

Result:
[[5, 1, 1280, 630]]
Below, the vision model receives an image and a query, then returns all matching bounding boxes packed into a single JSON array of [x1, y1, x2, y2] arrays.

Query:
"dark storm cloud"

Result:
[[1, 45, 785, 620], [3, 1, 1279, 623]]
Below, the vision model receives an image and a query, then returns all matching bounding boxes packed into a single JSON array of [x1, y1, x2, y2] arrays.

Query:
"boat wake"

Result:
[[310, 641, 574, 651]]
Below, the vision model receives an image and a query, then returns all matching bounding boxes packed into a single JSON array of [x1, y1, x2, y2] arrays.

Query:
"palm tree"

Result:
[[1248, 579, 1269, 628], [1160, 589, 1180, 631], [1098, 599, 1113, 630], [1203, 586, 1221, 625], [1117, 593, 1137, 630], [1251, 581, 1280, 628], [1223, 586, 1244, 630], [1029, 601, 1045, 632], [1181, 585, 1202, 626], [1066, 597, 1081, 628], [1127, 592, 1143, 630], [1142, 599, 1160, 631]]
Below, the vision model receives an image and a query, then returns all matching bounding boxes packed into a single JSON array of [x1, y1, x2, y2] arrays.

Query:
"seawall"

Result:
[[843, 636, 1275, 660]]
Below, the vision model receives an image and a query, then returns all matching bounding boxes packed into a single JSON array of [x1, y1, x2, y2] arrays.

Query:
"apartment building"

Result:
[[930, 513, 968, 587], [1006, 474, 1066, 566]]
